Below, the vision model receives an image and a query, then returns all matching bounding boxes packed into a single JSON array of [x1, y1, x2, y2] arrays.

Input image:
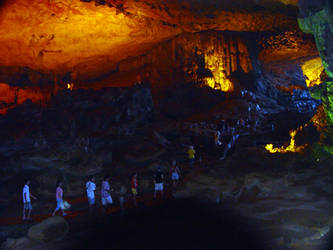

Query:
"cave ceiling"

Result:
[[0, 0, 301, 79]]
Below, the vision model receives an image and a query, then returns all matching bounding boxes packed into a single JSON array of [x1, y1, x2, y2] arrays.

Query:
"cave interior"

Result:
[[1, 0, 333, 249]]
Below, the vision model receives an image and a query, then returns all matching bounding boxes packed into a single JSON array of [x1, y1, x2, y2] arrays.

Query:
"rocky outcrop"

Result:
[[174, 163, 333, 249], [258, 31, 318, 63], [1, 217, 69, 249], [118, 31, 253, 90], [27, 216, 69, 242], [0, 85, 153, 137], [298, 0, 333, 78], [297, 0, 333, 154], [258, 58, 321, 115], [0, 83, 53, 115], [1, 237, 35, 250], [298, 2, 333, 107]]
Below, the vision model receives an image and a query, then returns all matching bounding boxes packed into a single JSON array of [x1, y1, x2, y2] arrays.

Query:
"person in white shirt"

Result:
[[22, 179, 37, 221], [101, 175, 113, 213], [86, 175, 96, 214]]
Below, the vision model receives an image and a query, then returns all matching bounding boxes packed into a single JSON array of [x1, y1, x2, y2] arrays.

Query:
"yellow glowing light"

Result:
[[206, 77, 216, 89], [67, 83, 74, 91], [301, 57, 324, 88], [266, 105, 328, 153], [204, 54, 234, 92], [265, 125, 308, 153]]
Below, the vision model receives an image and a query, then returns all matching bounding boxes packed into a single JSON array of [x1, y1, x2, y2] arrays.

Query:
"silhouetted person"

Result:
[[153, 167, 164, 199], [52, 180, 67, 216], [215, 130, 222, 146], [86, 175, 96, 215], [170, 160, 180, 187], [101, 175, 113, 212], [119, 185, 127, 213], [22, 179, 37, 221], [131, 173, 138, 207]]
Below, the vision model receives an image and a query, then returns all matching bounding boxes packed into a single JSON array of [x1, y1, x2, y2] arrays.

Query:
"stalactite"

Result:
[[117, 31, 253, 92]]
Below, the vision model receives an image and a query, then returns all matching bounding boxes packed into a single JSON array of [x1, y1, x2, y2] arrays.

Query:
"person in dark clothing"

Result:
[[119, 185, 127, 213], [153, 167, 164, 199], [131, 173, 138, 207]]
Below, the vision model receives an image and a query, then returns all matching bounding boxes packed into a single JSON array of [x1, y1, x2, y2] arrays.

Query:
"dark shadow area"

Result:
[[73, 199, 268, 250]]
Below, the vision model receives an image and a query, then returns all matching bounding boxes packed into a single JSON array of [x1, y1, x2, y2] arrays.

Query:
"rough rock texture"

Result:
[[1, 237, 34, 250], [117, 30, 253, 103], [0, 84, 154, 198], [297, 0, 333, 155], [0, 0, 320, 118], [298, 2, 333, 78], [0, 28, 319, 119], [27, 216, 69, 242], [258, 58, 321, 114], [0, 85, 153, 138], [174, 159, 333, 249], [0, 0, 298, 79], [258, 31, 318, 63], [298, 0, 333, 124], [0, 83, 53, 115]]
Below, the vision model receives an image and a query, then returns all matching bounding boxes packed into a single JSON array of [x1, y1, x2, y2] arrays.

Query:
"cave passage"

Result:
[[1, 0, 333, 250]]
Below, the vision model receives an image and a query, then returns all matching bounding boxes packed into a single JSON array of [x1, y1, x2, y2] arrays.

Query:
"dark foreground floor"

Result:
[[66, 199, 270, 250]]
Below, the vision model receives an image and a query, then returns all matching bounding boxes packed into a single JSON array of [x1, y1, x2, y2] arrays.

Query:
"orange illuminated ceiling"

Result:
[[0, 0, 298, 80]]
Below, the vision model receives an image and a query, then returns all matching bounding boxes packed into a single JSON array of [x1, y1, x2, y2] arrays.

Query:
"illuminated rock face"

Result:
[[301, 57, 325, 88], [297, 0, 333, 154], [118, 31, 253, 93], [258, 31, 317, 63], [0, 0, 322, 119], [298, 1, 333, 119], [0, 29, 320, 115], [2, 29, 317, 115], [0, 0, 181, 79], [0, 0, 298, 80], [257, 30, 320, 98], [265, 125, 308, 153]]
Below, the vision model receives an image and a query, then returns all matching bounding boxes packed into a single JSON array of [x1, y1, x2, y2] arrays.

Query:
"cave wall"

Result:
[[297, 0, 333, 153], [298, 1, 333, 122], [118, 31, 252, 87], [0, 28, 320, 118], [0, 85, 153, 139], [0, 0, 323, 122], [0, 83, 57, 115]]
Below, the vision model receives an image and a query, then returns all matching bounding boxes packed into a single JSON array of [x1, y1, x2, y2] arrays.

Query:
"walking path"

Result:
[[0, 164, 207, 226]]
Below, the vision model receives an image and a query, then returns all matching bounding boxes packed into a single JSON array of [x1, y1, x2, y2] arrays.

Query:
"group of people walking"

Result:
[[85, 175, 114, 214], [22, 160, 182, 220]]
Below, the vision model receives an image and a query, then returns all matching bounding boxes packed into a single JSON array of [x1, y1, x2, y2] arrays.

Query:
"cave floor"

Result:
[[0, 125, 333, 249]]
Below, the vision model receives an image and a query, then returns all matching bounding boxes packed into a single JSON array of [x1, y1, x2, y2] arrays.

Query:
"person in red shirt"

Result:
[[131, 173, 138, 207]]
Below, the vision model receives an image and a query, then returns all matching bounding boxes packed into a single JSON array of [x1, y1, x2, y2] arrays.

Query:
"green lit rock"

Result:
[[298, 1, 333, 151], [298, 8, 333, 78], [309, 85, 323, 100], [320, 80, 333, 125]]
